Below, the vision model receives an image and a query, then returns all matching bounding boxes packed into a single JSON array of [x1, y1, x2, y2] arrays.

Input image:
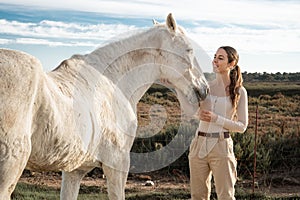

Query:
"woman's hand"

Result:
[[199, 110, 218, 122]]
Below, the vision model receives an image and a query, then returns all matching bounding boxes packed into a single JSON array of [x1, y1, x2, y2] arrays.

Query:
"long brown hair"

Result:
[[220, 46, 243, 112]]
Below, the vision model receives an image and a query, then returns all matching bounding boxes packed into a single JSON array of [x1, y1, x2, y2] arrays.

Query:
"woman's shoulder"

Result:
[[239, 86, 247, 92], [239, 86, 248, 97]]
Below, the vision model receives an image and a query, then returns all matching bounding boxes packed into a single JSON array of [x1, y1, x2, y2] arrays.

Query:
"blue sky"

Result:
[[0, 0, 299, 73]]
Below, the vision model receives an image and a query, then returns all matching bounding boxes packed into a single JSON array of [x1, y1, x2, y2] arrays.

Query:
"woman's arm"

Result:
[[215, 87, 248, 133]]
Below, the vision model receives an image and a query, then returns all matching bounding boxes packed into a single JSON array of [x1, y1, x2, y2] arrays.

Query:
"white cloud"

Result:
[[0, 19, 139, 41], [188, 26, 300, 54], [0, 38, 12, 44], [2, 17, 299, 54], [15, 37, 98, 47], [2, 0, 300, 26]]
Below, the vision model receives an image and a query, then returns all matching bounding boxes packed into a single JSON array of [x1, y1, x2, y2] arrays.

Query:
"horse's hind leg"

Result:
[[102, 164, 128, 200], [60, 169, 92, 200], [0, 49, 42, 199], [0, 104, 32, 198], [0, 77, 34, 198], [0, 136, 31, 199]]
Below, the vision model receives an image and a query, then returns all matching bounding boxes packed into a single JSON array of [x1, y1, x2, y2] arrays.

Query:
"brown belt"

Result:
[[198, 131, 230, 138]]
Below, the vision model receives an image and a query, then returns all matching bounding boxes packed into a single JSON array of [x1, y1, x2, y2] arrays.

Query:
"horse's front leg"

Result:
[[60, 169, 91, 200], [0, 136, 31, 199], [102, 164, 128, 200]]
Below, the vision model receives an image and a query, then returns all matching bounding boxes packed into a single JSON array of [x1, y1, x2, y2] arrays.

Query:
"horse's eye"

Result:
[[186, 48, 193, 54]]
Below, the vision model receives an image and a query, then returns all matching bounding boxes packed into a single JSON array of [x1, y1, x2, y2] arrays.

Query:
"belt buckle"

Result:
[[206, 132, 212, 137]]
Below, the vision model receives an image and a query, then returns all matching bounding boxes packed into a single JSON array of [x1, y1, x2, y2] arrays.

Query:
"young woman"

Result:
[[188, 46, 248, 200]]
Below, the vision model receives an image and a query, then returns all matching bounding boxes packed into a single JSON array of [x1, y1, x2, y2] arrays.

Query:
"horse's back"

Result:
[[0, 49, 43, 136], [0, 48, 43, 95]]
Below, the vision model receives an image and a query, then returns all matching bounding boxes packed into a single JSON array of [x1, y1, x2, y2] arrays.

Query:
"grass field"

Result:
[[244, 81, 300, 97], [12, 181, 300, 200]]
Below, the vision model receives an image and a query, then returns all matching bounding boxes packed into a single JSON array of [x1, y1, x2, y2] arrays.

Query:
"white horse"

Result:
[[0, 14, 208, 199]]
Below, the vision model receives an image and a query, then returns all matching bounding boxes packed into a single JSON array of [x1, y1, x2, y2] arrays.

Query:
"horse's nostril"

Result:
[[206, 87, 210, 95]]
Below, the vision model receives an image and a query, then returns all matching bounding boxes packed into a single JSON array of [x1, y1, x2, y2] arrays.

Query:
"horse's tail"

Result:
[[0, 49, 43, 196]]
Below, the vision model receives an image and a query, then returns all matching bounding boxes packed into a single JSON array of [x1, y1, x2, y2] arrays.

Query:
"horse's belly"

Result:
[[27, 136, 94, 172]]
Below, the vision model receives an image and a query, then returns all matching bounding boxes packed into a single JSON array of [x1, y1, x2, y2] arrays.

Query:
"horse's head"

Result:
[[154, 13, 209, 105]]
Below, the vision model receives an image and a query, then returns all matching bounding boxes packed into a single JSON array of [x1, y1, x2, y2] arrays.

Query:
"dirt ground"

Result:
[[18, 170, 300, 198], [18, 170, 190, 192]]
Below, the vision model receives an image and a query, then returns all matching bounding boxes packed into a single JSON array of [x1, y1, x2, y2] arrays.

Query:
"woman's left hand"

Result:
[[199, 110, 218, 122]]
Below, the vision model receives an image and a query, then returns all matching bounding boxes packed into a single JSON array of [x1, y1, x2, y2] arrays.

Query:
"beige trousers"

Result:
[[189, 136, 237, 200]]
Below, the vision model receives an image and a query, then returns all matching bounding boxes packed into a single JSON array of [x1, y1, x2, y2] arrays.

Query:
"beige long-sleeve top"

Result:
[[193, 86, 248, 158]]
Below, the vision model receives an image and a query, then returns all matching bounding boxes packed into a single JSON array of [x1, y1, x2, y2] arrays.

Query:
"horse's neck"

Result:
[[84, 28, 163, 109], [85, 28, 158, 74], [108, 63, 160, 112]]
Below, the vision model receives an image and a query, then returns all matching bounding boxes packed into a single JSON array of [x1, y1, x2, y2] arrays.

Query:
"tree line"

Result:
[[242, 72, 300, 82], [204, 72, 300, 82]]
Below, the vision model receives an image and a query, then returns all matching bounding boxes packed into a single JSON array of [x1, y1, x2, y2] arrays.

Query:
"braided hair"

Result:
[[220, 46, 243, 113]]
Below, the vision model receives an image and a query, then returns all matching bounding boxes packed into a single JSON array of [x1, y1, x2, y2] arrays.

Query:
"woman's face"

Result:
[[212, 48, 232, 73]]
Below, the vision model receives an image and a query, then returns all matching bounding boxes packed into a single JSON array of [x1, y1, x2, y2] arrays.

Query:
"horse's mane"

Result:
[[95, 21, 187, 53], [96, 27, 148, 50]]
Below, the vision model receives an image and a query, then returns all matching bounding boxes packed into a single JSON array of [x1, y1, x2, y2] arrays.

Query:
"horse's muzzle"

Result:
[[193, 85, 209, 103]]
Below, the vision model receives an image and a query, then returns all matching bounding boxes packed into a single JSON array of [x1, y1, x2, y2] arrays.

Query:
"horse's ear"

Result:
[[152, 19, 159, 25], [166, 13, 177, 32]]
